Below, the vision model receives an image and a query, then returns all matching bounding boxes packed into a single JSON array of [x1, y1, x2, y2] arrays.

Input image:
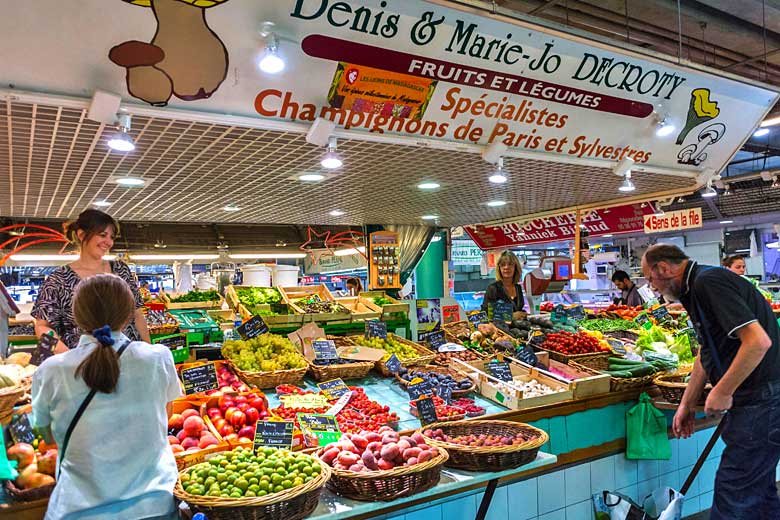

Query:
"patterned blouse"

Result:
[[31, 261, 144, 350]]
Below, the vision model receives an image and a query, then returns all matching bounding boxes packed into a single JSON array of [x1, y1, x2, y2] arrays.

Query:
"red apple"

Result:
[[206, 408, 221, 420], [176, 430, 188, 442], [234, 395, 248, 405], [249, 398, 266, 411], [181, 409, 200, 421], [168, 435, 180, 446], [244, 407, 259, 425], [213, 418, 227, 431], [237, 402, 249, 412], [224, 433, 239, 442], [238, 425, 255, 439], [229, 411, 246, 428], [218, 396, 235, 411], [219, 424, 234, 437], [224, 407, 239, 422], [238, 437, 252, 443], [259, 409, 270, 420]]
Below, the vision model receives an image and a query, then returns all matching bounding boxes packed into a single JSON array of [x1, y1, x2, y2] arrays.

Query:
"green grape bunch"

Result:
[[221, 334, 307, 371], [352, 335, 420, 361]]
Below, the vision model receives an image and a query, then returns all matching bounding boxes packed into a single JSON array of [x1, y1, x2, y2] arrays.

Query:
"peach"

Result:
[[170, 444, 185, 454], [198, 435, 219, 449], [181, 409, 200, 421], [167, 414, 184, 431], [181, 437, 200, 450], [176, 430, 188, 442], [168, 435, 180, 445], [183, 416, 205, 436]]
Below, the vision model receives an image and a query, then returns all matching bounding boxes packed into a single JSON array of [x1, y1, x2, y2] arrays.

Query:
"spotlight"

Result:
[[700, 181, 717, 198], [754, 128, 770, 138], [321, 137, 343, 169], [618, 172, 636, 192], [723, 184, 733, 196], [488, 157, 507, 184], [258, 22, 285, 74], [107, 114, 135, 152], [772, 176, 780, 189]]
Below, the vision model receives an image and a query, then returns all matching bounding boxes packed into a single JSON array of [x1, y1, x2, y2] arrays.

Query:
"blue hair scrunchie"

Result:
[[92, 325, 115, 346]]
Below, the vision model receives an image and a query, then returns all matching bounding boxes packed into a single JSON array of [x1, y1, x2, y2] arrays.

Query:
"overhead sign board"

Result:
[[2, 0, 776, 177], [643, 208, 703, 234]]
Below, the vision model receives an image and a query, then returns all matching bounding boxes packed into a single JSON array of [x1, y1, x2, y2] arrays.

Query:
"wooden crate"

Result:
[[279, 285, 351, 323], [225, 285, 283, 310], [450, 357, 573, 410], [359, 291, 410, 315], [160, 290, 224, 310], [534, 360, 610, 399], [225, 285, 303, 326], [335, 296, 382, 322]]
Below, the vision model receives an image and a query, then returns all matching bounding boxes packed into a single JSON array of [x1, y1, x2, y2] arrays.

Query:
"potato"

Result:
[[380, 443, 400, 461]]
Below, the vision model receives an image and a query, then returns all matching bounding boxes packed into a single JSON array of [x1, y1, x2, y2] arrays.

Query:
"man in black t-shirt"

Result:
[[642, 244, 780, 520]]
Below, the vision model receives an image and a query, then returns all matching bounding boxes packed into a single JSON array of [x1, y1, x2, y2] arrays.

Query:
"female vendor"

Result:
[[481, 250, 526, 319]]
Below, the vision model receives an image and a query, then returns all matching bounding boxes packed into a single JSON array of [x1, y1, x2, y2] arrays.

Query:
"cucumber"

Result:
[[608, 357, 647, 366], [604, 364, 656, 378]]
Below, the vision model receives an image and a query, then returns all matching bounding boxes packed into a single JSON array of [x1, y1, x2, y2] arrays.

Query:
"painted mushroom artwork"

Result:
[[109, 0, 230, 106]]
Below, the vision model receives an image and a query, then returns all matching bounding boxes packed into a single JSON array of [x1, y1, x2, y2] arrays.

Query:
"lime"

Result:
[[204, 477, 216, 488], [271, 474, 283, 485], [258, 480, 270, 492], [274, 485, 284, 493], [245, 490, 257, 497]]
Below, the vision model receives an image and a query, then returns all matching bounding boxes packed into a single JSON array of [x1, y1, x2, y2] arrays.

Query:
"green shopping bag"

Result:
[[626, 393, 671, 460]]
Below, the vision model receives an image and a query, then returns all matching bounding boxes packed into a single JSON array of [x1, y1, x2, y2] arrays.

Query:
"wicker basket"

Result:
[[226, 360, 307, 390], [420, 420, 548, 472], [0, 382, 27, 425], [174, 455, 331, 520], [654, 372, 711, 404], [4, 479, 56, 502], [149, 323, 179, 335], [568, 355, 656, 392], [308, 359, 375, 382], [349, 334, 435, 377], [316, 446, 448, 501], [395, 365, 476, 397]]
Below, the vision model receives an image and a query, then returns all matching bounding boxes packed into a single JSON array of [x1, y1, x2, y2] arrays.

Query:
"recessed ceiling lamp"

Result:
[[299, 173, 325, 182], [329, 209, 345, 216], [772, 176, 780, 189], [417, 182, 440, 190], [115, 176, 145, 187], [321, 137, 343, 169], [487, 200, 506, 207], [107, 113, 135, 152], [154, 240, 167, 249], [754, 127, 770, 138], [655, 118, 676, 137], [488, 157, 507, 184], [223, 204, 241, 212], [421, 215, 439, 220], [602, 234, 614, 238], [258, 22, 285, 74], [719, 220, 733, 224], [92, 200, 112, 208], [700, 180, 718, 198]]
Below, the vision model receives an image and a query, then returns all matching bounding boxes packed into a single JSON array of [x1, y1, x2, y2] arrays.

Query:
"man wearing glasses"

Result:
[[641, 244, 780, 519]]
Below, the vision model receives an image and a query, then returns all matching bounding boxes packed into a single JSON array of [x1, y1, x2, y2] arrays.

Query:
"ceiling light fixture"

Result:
[[487, 200, 507, 207], [223, 204, 241, 212], [92, 200, 112, 208], [488, 157, 507, 184], [130, 254, 220, 261], [321, 137, 343, 169], [417, 182, 440, 190], [773, 176, 780, 189], [614, 157, 636, 192], [618, 172, 636, 192], [154, 240, 167, 249], [258, 22, 285, 74], [334, 246, 366, 257], [700, 180, 718, 198], [421, 215, 439, 220], [754, 127, 771, 138], [107, 113, 135, 152], [9, 254, 115, 262], [329, 210, 345, 217], [719, 220, 733, 224], [602, 234, 614, 238], [723, 184, 733, 196], [655, 118, 676, 137], [299, 173, 325, 182], [228, 253, 307, 259], [115, 176, 145, 187]]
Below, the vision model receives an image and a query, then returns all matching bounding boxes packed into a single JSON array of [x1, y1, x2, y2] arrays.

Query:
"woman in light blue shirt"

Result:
[[32, 274, 182, 520]]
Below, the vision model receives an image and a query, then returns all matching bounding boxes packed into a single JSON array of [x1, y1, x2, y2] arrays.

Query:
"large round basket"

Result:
[[420, 420, 548, 472], [227, 360, 307, 390], [174, 455, 331, 520], [0, 382, 27, 425], [316, 447, 448, 501], [395, 365, 476, 397], [4, 479, 56, 502], [654, 372, 711, 405]]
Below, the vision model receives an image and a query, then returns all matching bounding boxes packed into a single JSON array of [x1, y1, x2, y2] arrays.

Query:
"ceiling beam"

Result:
[[528, 0, 563, 16]]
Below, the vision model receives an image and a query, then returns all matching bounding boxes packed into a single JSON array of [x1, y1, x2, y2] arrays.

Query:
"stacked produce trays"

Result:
[[360, 290, 410, 319], [161, 289, 224, 310], [280, 285, 352, 324], [226, 285, 303, 326], [334, 296, 382, 323]]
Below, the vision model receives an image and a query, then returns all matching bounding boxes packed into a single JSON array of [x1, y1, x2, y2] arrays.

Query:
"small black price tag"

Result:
[[31, 333, 57, 366], [416, 396, 439, 426], [468, 311, 488, 326], [312, 340, 339, 360], [156, 334, 186, 351], [515, 344, 538, 366], [651, 305, 670, 322], [181, 363, 219, 395], [528, 329, 546, 348], [407, 379, 434, 400], [237, 316, 269, 340], [9, 413, 35, 445], [365, 320, 387, 339], [607, 339, 626, 355], [552, 304, 566, 321], [317, 378, 350, 400], [384, 354, 401, 374], [437, 383, 453, 404], [487, 361, 513, 382], [253, 420, 294, 451], [567, 305, 586, 321], [418, 329, 445, 348], [492, 300, 514, 324]]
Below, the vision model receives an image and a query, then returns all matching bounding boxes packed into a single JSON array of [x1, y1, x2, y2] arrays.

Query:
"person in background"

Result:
[[32, 209, 150, 353], [32, 274, 181, 519], [642, 244, 780, 519], [345, 277, 363, 296], [481, 250, 526, 319], [611, 270, 643, 307], [722, 255, 746, 276]]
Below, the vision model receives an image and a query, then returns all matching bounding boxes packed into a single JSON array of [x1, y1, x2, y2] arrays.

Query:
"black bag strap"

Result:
[[57, 339, 130, 476]]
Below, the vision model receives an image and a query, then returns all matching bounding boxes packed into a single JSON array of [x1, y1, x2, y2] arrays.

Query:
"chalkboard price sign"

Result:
[[313, 340, 339, 361], [407, 379, 434, 400], [31, 332, 57, 366], [365, 320, 387, 339], [317, 378, 350, 400], [567, 305, 586, 321], [181, 363, 219, 395], [487, 361, 513, 382], [468, 311, 488, 326], [419, 329, 445, 348], [156, 334, 186, 351], [416, 397, 439, 426], [515, 344, 538, 367], [437, 383, 453, 404], [492, 300, 514, 324], [384, 354, 401, 374], [651, 305, 670, 322], [9, 413, 35, 444], [253, 420, 294, 450], [237, 316, 269, 340]]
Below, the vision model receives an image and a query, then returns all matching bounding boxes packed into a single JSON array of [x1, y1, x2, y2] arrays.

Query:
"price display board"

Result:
[[384, 354, 401, 374], [365, 320, 387, 339], [156, 333, 186, 351], [634, 312, 652, 330], [515, 344, 538, 366], [297, 414, 341, 447], [407, 379, 434, 400], [438, 343, 466, 352], [280, 393, 330, 409], [651, 305, 670, 322], [9, 414, 35, 444], [237, 315, 269, 339], [437, 383, 453, 404], [416, 397, 439, 426], [181, 363, 219, 395], [492, 300, 514, 324], [468, 311, 488, 326], [418, 329, 446, 349], [486, 361, 513, 382], [567, 305, 586, 321], [312, 340, 339, 361], [31, 333, 57, 366], [607, 339, 626, 355], [253, 421, 294, 450], [317, 379, 351, 400]]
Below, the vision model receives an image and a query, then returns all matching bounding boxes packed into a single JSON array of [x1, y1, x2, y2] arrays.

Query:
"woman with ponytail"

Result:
[[31, 274, 181, 520], [32, 209, 150, 354]]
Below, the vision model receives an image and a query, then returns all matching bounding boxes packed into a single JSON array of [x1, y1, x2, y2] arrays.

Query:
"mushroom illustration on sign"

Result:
[[109, 0, 230, 106]]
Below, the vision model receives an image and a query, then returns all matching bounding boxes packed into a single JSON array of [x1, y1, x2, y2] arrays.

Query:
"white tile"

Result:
[[507, 478, 538, 520], [681, 495, 701, 517], [406, 505, 441, 520], [659, 439, 679, 475], [617, 484, 638, 503], [637, 459, 660, 481], [485, 485, 508, 520], [538, 470, 566, 515], [565, 500, 592, 520], [590, 456, 616, 495], [614, 455, 638, 488], [658, 471, 680, 492], [564, 464, 591, 506], [678, 436, 699, 468], [699, 491, 714, 512], [636, 477, 660, 506]]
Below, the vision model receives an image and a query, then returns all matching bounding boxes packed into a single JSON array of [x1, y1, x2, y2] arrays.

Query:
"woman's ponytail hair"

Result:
[[72, 274, 135, 393]]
